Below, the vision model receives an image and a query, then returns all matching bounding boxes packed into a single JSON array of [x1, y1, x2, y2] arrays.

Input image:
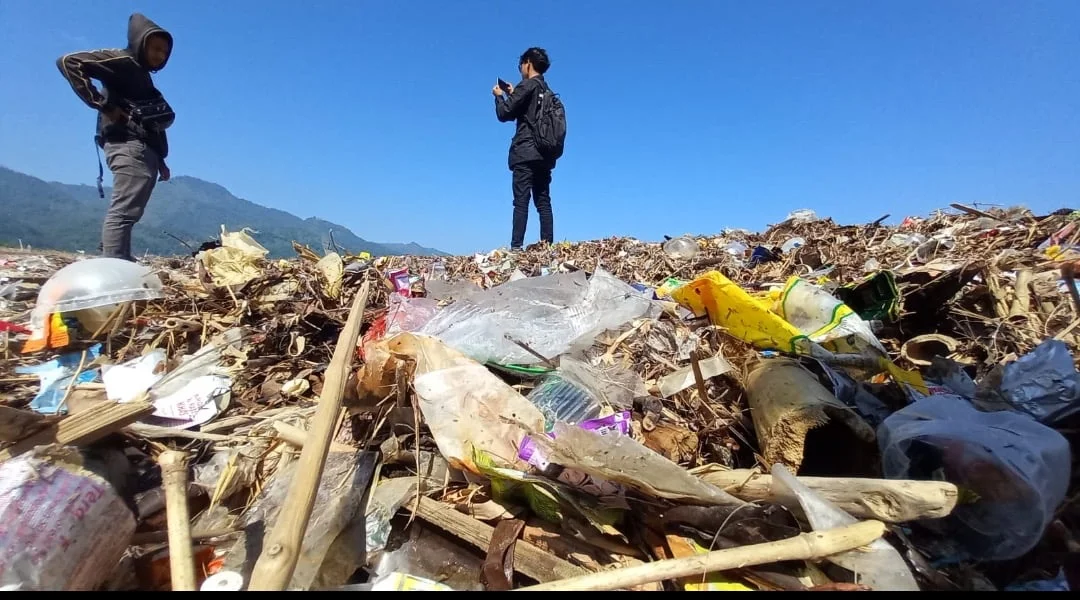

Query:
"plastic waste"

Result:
[[387, 333, 545, 472], [142, 328, 245, 429], [914, 236, 955, 263], [531, 421, 744, 506], [17, 343, 103, 414], [998, 339, 1080, 424], [781, 237, 806, 253], [28, 257, 164, 334], [385, 293, 439, 337], [519, 412, 631, 499], [388, 268, 411, 297], [315, 252, 344, 299], [770, 464, 918, 591], [527, 372, 602, 429], [862, 258, 881, 272], [878, 395, 1071, 561], [657, 354, 734, 398], [418, 268, 656, 365], [807, 359, 892, 428], [428, 260, 447, 281], [1004, 568, 1070, 592], [722, 240, 748, 256], [198, 226, 269, 287], [777, 276, 887, 356], [101, 349, 167, 403], [672, 271, 805, 353], [221, 450, 379, 590], [785, 208, 818, 223], [0, 446, 136, 590], [887, 233, 926, 247], [748, 245, 780, 267], [663, 236, 700, 260]]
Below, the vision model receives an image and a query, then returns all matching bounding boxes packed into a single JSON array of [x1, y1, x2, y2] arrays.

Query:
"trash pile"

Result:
[[1, 206, 1078, 591]]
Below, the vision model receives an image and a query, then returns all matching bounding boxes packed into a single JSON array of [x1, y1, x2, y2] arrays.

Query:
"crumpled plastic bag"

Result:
[[387, 333, 545, 472], [531, 421, 744, 506], [770, 464, 918, 591], [315, 252, 345, 299], [418, 268, 657, 365], [878, 395, 1071, 561], [997, 339, 1080, 424], [17, 343, 102, 414], [198, 226, 270, 287]]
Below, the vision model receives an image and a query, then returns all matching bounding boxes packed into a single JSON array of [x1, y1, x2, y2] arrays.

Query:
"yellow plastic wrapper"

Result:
[[671, 271, 805, 353], [199, 226, 270, 287]]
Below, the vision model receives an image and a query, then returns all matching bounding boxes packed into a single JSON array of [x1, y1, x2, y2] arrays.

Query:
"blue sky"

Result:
[[1, 1, 1077, 255]]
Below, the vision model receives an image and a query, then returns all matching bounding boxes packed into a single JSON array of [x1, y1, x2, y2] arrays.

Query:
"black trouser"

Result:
[[511, 161, 553, 249]]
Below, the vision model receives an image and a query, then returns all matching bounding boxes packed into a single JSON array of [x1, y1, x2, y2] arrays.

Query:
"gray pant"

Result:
[[102, 140, 159, 261]]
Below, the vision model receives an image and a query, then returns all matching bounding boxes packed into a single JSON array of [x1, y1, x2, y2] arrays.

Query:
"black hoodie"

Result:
[[57, 13, 174, 160]]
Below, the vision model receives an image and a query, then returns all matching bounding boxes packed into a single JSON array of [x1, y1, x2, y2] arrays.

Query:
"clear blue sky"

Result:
[[1, 1, 1077, 254]]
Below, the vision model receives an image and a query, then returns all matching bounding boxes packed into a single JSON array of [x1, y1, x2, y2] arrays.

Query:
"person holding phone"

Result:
[[493, 47, 557, 251], [57, 13, 175, 262]]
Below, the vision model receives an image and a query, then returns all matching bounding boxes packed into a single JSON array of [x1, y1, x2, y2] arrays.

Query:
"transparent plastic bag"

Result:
[[770, 464, 918, 591], [29, 257, 164, 333], [387, 333, 546, 472], [418, 268, 656, 365], [532, 422, 744, 506], [878, 395, 1071, 561]]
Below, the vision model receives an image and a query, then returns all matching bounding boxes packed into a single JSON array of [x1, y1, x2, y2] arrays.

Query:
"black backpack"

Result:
[[529, 80, 566, 161]]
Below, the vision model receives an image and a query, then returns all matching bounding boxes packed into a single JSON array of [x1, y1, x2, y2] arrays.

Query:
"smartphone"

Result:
[[497, 78, 512, 92]]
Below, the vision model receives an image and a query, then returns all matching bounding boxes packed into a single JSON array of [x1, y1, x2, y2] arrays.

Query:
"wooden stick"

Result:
[[247, 281, 371, 591], [158, 450, 197, 591], [516, 520, 886, 592], [411, 496, 587, 583], [272, 421, 354, 453], [1010, 269, 1033, 317], [697, 468, 958, 522], [0, 400, 153, 461]]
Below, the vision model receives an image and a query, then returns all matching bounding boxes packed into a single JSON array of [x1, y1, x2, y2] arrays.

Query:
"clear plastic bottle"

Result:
[[429, 260, 447, 281], [526, 373, 602, 430]]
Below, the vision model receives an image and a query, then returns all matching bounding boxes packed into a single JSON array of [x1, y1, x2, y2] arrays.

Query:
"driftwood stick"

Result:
[[516, 520, 886, 592], [247, 281, 370, 591], [1010, 269, 1033, 317], [698, 468, 958, 522], [272, 421, 354, 453], [158, 450, 196, 591], [411, 496, 587, 583]]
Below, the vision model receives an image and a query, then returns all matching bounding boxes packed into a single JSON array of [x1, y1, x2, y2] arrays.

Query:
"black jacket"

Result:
[[495, 76, 552, 169], [56, 13, 174, 160]]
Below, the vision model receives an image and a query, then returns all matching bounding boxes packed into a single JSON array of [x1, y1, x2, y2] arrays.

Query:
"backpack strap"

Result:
[[95, 140, 105, 199]]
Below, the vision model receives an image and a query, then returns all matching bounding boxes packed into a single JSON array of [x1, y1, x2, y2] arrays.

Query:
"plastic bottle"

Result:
[[526, 373, 602, 430], [429, 261, 447, 281], [663, 237, 700, 260]]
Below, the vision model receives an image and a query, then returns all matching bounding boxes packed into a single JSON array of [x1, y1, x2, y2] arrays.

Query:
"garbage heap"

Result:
[[0, 206, 1078, 592]]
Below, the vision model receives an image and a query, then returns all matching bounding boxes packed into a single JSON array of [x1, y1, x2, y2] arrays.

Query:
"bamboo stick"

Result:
[[516, 520, 886, 592], [247, 281, 370, 591], [158, 450, 196, 591]]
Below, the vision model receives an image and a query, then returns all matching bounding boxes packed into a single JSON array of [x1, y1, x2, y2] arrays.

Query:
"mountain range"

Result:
[[0, 166, 447, 258]]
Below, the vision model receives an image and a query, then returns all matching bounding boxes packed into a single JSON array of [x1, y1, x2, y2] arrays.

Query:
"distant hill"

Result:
[[0, 166, 448, 258]]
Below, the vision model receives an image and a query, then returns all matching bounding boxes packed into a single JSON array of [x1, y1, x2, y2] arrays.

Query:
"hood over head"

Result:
[[126, 13, 173, 71]]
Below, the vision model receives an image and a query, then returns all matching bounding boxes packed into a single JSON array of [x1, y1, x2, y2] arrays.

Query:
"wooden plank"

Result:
[[247, 282, 370, 591], [698, 468, 958, 523], [412, 495, 587, 583], [0, 400, 153, 461]]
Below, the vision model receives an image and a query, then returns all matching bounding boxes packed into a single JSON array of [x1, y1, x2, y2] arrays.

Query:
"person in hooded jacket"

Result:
[[57, 13, 175, 262]]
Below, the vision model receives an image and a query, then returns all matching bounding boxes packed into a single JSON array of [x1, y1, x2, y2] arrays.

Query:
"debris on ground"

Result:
[[1, 204, 1078, 591]]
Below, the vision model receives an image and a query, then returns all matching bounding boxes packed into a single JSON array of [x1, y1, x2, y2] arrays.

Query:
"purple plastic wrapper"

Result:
[[519, 411, 631, 469]]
